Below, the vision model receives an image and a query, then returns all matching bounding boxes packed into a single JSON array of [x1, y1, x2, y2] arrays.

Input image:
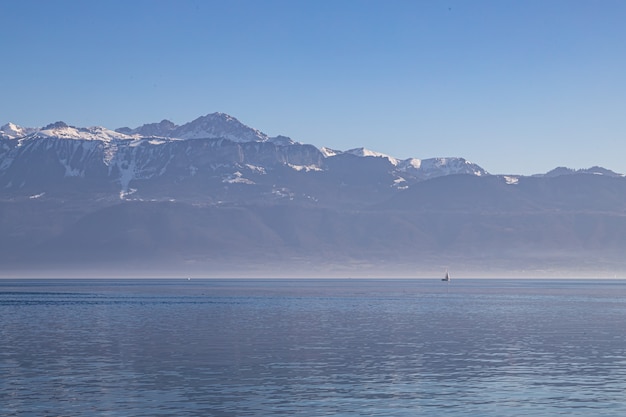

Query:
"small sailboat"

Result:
[[441, 269, 450, 282]]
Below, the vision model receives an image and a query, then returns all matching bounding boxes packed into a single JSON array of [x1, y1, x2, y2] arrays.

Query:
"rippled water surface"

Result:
[[2, 278, 626, 416]]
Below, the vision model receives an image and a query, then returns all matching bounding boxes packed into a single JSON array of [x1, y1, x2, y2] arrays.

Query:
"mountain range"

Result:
[[1, 113, 625, 278]]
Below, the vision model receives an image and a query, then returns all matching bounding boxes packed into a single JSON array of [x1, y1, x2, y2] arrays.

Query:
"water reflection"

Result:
[[2, 279, 626, 416]]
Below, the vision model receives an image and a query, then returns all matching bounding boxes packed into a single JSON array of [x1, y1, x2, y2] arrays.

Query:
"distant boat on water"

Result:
[[442, 269, 450, 282]]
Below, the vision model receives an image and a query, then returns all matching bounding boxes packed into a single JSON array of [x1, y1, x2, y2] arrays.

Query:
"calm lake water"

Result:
[[2, 278, 626, 416]]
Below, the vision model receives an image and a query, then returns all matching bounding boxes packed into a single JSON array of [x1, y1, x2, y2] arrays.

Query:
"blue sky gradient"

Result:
[[1, 0, 625, 174]]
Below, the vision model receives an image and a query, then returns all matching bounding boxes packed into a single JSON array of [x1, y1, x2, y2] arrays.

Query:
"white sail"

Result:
[[442, 269, 450, 282]]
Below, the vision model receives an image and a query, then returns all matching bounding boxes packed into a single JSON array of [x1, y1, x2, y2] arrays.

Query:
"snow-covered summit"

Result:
[[344, 148, 400, 165], [339, 151, 488, 178], [115, 112, 275, 143], [34, 122, 135, 141], [399, 157, 487, 178], [116, 119, 177, 137], [320, 147, 341, 157], [171, 112, 269, 142], [0, 122, 35, 139], [320, 145, 487, 180]]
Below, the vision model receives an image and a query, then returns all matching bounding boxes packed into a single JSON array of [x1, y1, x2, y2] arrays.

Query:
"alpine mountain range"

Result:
[[1, 112, 625, 278]]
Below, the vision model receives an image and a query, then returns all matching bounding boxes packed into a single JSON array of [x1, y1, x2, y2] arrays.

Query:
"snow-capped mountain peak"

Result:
[[320, 147, 341, 157], [36, 122, 135, 141], [113, 112, 274, 143], [171, 112, 269, 142], [345, 147, 400, 165], [116, 119, 178, 137], [397, 157, 488, 178], [0, 122, 33, 139], [320, 146, 487, 180]]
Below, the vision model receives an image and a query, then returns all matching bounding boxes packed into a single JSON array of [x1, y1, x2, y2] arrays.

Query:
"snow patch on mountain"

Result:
[[117, 159, 137, 191], [245, 164, 266, 175], [120, 188, 137, 200], [504, 176, 519, 185], [288, 163, 323, 172], [393, 177, 408, 190], [128, 138, 171, 147], [272, 187, 294, 200], [223, 171, 254, 184], [399, 158, 422, 169]]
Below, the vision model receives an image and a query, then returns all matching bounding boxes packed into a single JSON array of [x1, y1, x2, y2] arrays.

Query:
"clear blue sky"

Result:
[[1, 0, 625, 175]]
